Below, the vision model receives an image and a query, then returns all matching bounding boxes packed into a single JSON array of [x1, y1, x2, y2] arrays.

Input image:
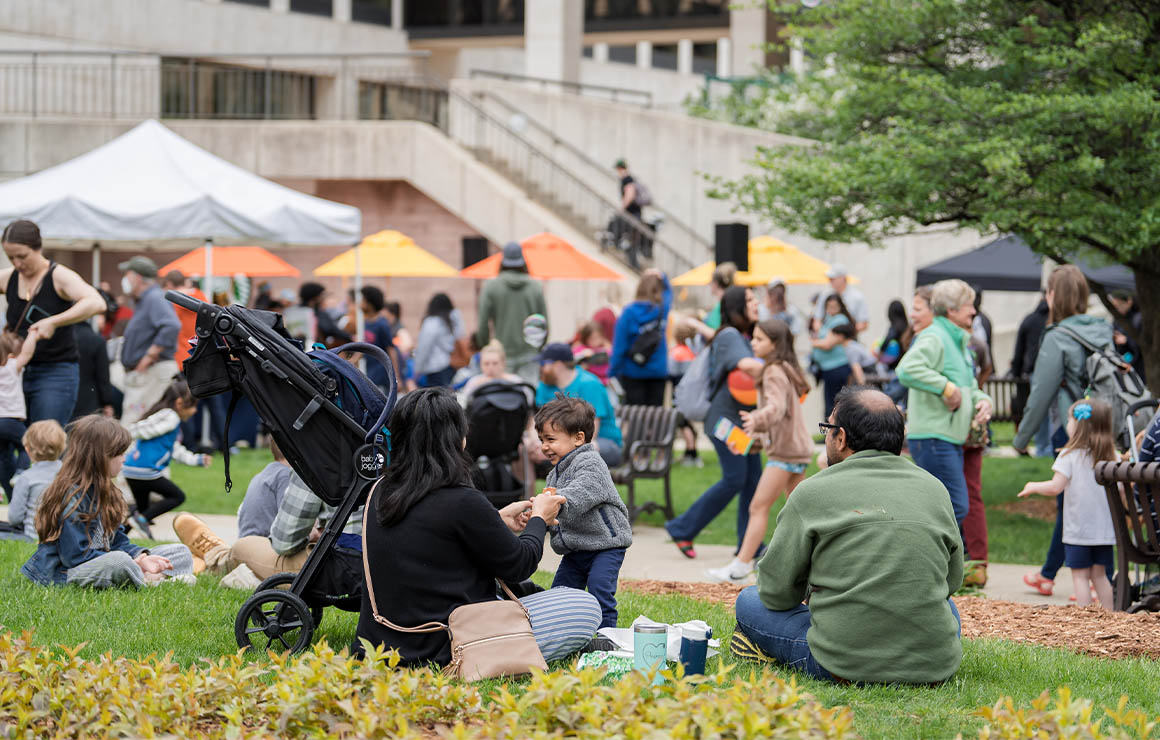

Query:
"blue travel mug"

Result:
[[633, 624, 669, 684], [678, 626, 710, 676]]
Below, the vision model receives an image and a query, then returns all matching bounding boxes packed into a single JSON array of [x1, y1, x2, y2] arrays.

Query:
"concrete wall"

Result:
[[0, 117, 632, 346], [453, 78, 1041, 379], [0, 0, 408, 54]]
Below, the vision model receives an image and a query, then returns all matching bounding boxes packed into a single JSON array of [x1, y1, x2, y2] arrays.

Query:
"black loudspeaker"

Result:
[[714, 222, 749, 272], [462, 236, 489, 268]]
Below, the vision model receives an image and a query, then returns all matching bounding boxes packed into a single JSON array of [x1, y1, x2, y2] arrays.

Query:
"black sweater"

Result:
[[356, 486, 546, 666]]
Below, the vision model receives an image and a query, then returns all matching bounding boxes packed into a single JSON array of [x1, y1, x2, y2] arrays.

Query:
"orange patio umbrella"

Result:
[[459, 232, 625, 281], [159, 245, 300, 277]]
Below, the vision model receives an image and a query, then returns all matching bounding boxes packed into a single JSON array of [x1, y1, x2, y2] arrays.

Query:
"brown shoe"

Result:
[[173, 513, 226, 560], [964, 564, 988, 588]]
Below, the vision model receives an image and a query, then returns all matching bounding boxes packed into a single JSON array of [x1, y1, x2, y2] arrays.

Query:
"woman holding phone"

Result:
[[1, 220, 105, 427]]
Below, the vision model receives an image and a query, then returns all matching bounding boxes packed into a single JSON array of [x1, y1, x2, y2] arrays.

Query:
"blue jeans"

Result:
[[820, 364, 851, 419], [1041, 425, 1071, 580], [734, 586, 961, 682], [419, 366, 455, 388], [23, 362, 79, 427], [909, 438, 968, 526], [0, 417, 25, 500], [552, 547, 627, 630], [665, 434, 761, 546], [1033, 415, 1054, 458]]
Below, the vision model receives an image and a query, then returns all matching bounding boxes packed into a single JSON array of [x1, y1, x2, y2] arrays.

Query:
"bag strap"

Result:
[[1054, 324, 1131, 371], [359, 481, 525, 635], [12, 262, 53, 333], [221, 389, 241, 493]]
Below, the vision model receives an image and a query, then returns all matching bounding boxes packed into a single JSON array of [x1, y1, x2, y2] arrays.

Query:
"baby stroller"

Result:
[[167, 291, 397, 653], [465, 381, 536, 507]]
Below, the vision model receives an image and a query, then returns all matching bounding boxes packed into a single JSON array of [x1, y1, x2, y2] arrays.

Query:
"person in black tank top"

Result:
[[1, 220, 106, 428]]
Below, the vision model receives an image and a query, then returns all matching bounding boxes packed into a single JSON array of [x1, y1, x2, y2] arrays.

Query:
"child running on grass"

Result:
[[707, 318, 812, 583], [1018, 398, 1118, 608], [4, 420, 66, 541], [535, 394, 633, 629], [123, 377, 210, 538], [21, 415, 194, 587]]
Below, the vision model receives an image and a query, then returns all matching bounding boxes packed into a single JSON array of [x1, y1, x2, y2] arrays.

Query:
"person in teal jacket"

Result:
[[896, 279, 992, 542]]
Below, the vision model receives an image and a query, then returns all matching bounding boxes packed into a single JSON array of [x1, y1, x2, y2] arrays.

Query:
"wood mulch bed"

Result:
[[622, 580, 1160, 661], [994, 497, 1058, 522]]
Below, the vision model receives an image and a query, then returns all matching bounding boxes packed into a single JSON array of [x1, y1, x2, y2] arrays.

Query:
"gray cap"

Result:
[[767, 276, 786, 288], [825, 263, 848, 279], [500, 241, 526, 269], [118, 255, 158, 278]]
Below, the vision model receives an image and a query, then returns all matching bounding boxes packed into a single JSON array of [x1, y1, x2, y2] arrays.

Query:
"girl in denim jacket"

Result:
[[21, 415, 193, 588]]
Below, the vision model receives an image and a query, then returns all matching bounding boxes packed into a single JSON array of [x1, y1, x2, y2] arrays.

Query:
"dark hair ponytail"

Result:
[[375, 387, 472, 526], [2, 220, 42, 250], [716, 285, 755, 339]]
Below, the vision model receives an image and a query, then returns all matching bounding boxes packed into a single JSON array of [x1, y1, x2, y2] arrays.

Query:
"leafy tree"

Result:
[[712, 0, 1160, 388]]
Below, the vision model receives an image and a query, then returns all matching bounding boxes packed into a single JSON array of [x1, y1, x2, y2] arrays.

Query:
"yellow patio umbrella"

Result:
[[312, 229, 459, 278], [671, 236, 856, 287]]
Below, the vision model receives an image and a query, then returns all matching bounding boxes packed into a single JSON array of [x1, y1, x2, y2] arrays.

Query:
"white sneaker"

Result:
[[149, 573, 197, 586], [705, 558, 754, 583]]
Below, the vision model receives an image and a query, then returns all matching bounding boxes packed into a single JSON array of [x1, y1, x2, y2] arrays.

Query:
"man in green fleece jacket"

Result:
[[477, 242, 549, 385], [732, 387, 964, 684], [896, 279, 993, 533]]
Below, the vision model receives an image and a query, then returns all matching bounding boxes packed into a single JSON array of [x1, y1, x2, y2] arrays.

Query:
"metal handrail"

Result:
[[465, 83, 713, 262], [434, 78, 694, 273], [468, 68, 652, 106]]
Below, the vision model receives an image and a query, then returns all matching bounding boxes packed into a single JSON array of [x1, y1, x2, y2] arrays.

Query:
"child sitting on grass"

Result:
[[4, 420, 66, 541], [535, 395, 633, 629], [1018, 398, 1118, 608], [21, 415, 194, 588], [123, 377, 210, 538]]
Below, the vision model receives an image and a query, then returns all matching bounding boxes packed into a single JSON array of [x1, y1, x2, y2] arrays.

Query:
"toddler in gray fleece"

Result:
[[4, 421, 66, 541], [535, 395, 632, 629]]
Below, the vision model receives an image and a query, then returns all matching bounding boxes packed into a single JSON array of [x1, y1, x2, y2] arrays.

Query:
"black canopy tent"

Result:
[[915, 234, 1136, 292]]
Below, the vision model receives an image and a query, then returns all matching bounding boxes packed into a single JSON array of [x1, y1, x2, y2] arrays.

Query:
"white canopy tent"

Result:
[[0, 118, 361, 286]]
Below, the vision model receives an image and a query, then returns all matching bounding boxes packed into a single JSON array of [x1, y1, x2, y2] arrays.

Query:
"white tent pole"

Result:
[[354, 243, 365, 373], [200, 237, 214, 449], [91, 242, 100, 286]]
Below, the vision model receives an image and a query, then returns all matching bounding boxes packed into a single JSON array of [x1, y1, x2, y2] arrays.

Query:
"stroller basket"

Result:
[[170, 291, 397, 507]]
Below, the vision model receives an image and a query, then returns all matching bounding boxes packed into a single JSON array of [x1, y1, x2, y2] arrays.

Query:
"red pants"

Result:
[[962, 446, 987, 563]]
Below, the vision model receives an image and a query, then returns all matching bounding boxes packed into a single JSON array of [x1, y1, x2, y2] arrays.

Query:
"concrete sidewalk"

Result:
[[0, 503, 1076, 607]]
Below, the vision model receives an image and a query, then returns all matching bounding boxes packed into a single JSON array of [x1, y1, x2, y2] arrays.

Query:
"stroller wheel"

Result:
[[256, 572, 324, 628], [235, 589, 315, 653]]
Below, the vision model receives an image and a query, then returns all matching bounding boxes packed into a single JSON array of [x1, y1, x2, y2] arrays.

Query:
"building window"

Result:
[[652, 44, 678, 70], [358, 81, 447, 129], [352, 0, 392, 26], [290, 0, 333, 16], [693, 41, 717, 74]]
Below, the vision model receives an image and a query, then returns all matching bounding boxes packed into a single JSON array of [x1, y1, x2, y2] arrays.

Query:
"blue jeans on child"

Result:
[[734, 586, 961, 682], [551, 547, 627, 629], [665, 435, 761, 547]]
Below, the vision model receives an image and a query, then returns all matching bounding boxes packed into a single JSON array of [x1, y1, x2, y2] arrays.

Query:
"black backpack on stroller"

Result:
[[465, 381, 535, 508], [171, 291, 397, 653]]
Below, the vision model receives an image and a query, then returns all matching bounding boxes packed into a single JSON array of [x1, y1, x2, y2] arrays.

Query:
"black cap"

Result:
[[536, 342, 574, 365]]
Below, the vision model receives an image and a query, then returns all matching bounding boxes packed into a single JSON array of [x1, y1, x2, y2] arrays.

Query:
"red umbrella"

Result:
[[459, 232, 625, 281]]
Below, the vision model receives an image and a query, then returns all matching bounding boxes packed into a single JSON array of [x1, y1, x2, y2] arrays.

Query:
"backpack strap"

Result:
[[1053, 324, 1130, 371]]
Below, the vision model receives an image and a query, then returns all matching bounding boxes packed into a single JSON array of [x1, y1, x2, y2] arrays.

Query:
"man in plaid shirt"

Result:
[[175, 471, 363, 581]]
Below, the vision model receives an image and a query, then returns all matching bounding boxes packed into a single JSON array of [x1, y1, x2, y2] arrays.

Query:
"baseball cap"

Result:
[[825, 263, 849, 279], [767, 277, 787, 289], [500, 241, 527, 269], [536, 342, 574, 365], [118, 255, 158, 278], [613, 158, 627, 169]]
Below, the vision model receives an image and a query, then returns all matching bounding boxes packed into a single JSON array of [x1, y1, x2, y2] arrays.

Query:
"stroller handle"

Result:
[[331, 341, 398, 443], [166, 289, 203, 312]]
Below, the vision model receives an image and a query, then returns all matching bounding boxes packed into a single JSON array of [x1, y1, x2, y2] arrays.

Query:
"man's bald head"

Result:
[[832, 386, 906, 456]]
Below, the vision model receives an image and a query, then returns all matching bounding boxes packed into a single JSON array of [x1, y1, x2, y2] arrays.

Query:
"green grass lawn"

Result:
[[177, 446, 1057, 564], [0, 541, 1156, 739]]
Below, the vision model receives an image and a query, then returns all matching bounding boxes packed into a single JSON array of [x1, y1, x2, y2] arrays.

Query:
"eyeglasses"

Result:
[[818, 422, 841, 436]]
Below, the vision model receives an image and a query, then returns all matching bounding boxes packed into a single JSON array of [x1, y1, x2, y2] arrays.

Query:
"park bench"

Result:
[[610, 404, 678, 522], [1094, 461, 1160, 612], [864, 374, 1028, 423]]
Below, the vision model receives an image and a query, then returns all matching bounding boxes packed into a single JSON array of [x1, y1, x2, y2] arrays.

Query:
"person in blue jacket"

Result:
[[610, 269, 672, 406]]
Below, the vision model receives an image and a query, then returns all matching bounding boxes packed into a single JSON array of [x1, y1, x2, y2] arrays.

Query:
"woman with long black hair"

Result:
[[356, 387, 601, 666], [664, 286, 761, 559], [414, 293, 466, 388]]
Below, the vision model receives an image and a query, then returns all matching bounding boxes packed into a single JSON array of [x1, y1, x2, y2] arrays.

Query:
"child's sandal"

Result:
[[674, 540, 697, 559]]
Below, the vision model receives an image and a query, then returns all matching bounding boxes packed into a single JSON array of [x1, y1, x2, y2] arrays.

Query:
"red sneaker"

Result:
[[1022, 570, 1054, 596], [674, 540, 697, 559]]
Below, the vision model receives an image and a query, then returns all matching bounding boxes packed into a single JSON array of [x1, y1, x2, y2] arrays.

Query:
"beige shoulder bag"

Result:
[[361, 484, 548, 681]]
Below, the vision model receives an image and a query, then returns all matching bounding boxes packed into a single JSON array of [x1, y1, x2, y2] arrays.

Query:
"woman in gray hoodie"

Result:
[[414, 293, 465, 388], [1015, 265, 1113, 597]]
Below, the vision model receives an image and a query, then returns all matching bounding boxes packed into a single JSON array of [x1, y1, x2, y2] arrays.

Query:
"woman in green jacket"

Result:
[[896, 280, 993, 540]]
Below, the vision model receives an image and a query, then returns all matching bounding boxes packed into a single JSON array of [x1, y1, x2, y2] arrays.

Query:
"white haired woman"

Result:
[[897, 279, 993, 551]]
